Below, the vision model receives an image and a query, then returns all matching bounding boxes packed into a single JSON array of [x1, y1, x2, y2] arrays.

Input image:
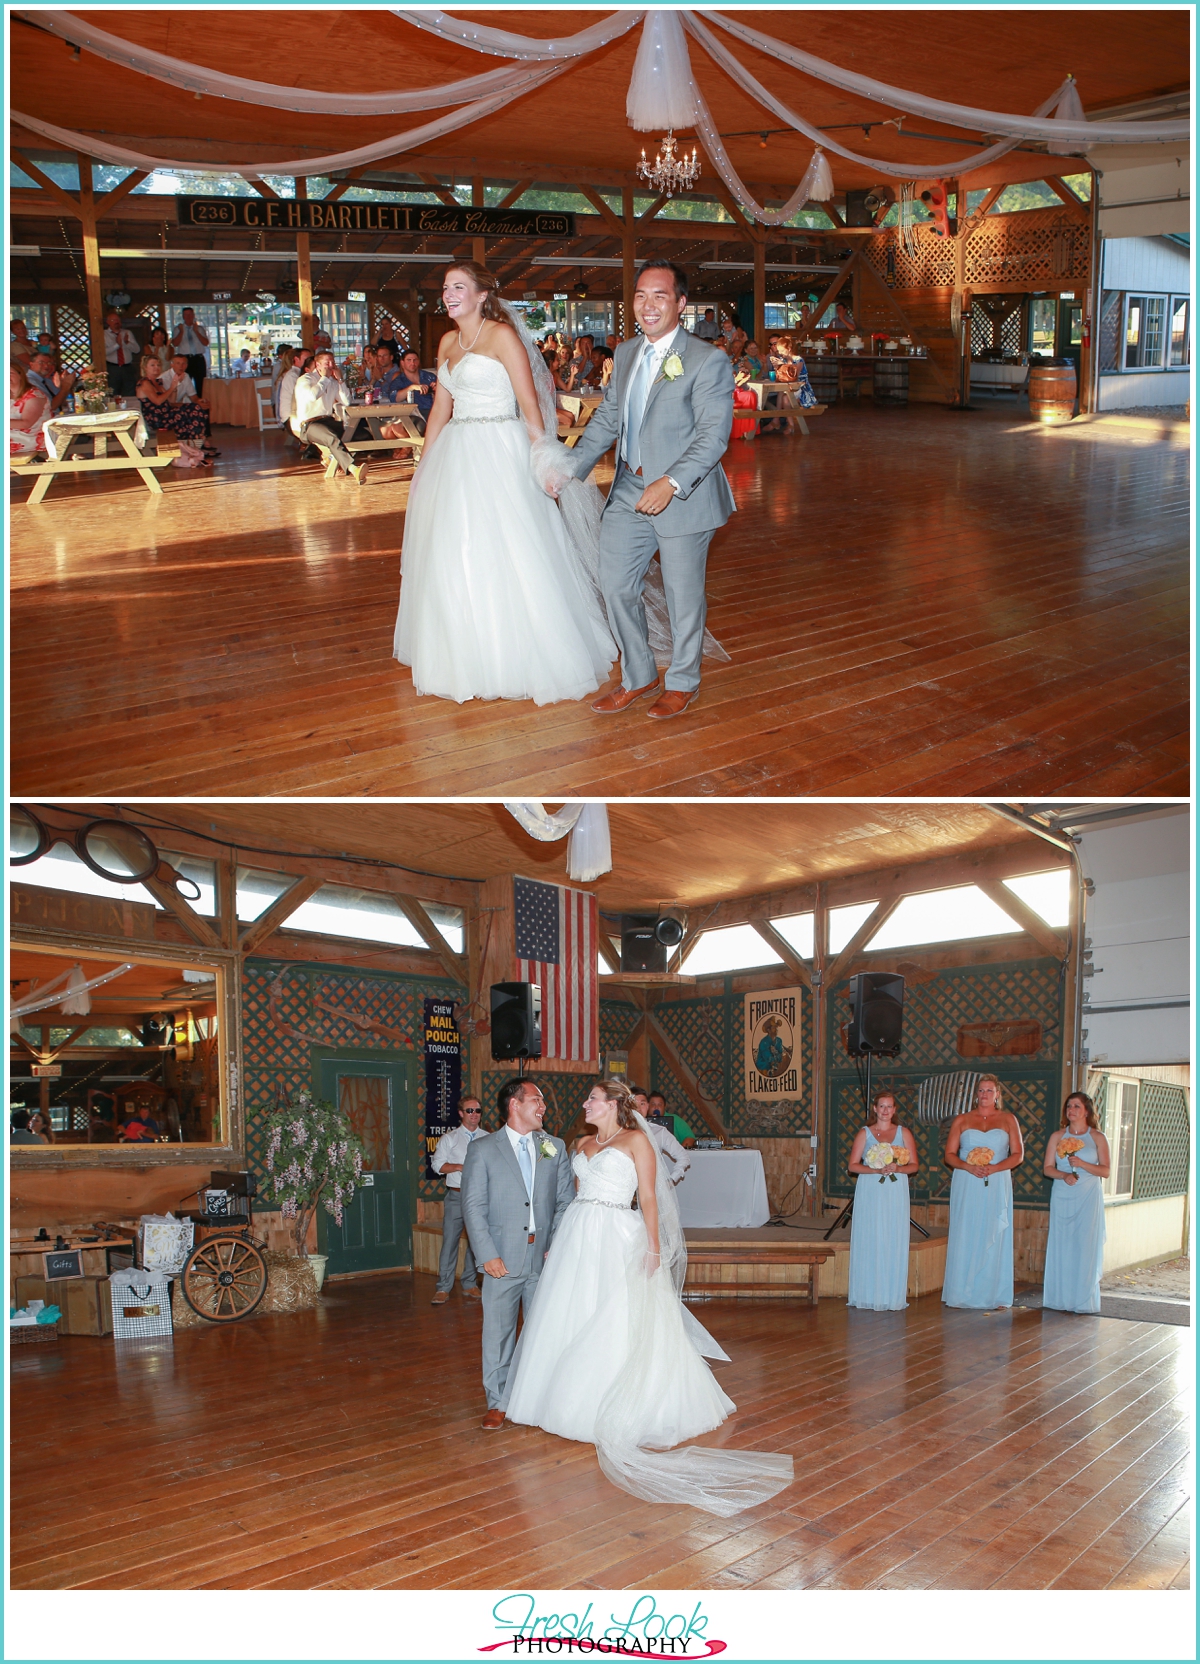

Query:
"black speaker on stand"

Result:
[[825, 972, 927, 1240], [620, 915, 685, 973], [490, 982, 542, 1070]]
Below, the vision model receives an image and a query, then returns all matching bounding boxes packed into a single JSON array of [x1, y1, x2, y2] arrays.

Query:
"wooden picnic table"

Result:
[[745, 381, 825, 435], [10, 410, 172, 504]]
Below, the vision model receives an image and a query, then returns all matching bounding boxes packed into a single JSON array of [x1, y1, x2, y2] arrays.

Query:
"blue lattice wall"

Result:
[[649, 982, 816, 1137], [242, 957, 466, 1202], [824, 956, 1066, 1209]]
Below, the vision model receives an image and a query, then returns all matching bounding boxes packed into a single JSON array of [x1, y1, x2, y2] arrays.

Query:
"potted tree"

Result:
[[259, 1089, 365, 1291]]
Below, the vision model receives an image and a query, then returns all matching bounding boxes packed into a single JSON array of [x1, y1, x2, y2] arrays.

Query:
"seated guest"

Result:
[[605, 333, 619, 351], [647, 1090, 696, 1148], [29, 1108, 55, 1144], [162, 354, 218, 456], [272, 345, 295, 413], [597, 347, 615, 388], [137, 372, 211, 466], [392, 347, 436, 422], [10, 318, 36, 366], [118, 1106, 161, 1143], [27, 352, 75, 414], [278, 347, 314, 454], [735, 339, 765, 380], [9, 363, 50, 457], [291, 350, 367, 483], [35, 331, 61, 368], [231, 347, 256, 377], [830, 301, 857, 333], [10, 1109, 42, 1145], [359, 344, 380, 387]]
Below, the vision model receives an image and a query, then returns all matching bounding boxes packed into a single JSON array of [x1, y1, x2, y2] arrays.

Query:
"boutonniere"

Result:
[[661, 353, 684, 382], [536, 1137, 557, 1160]]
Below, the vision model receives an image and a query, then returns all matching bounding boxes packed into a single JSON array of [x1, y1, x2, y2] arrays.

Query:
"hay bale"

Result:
[[170, 1250, 319, 1330]]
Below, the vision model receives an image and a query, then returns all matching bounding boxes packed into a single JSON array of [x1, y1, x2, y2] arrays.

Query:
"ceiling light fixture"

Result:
[[637, 130, 700, 197]]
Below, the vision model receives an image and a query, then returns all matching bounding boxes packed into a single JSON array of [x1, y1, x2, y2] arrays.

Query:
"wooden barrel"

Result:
[[806, 358, 839, 403], [872, 359, 909, 406], [1029, 360, 1077, 424]]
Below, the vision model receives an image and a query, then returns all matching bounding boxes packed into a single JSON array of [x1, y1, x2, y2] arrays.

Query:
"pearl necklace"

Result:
[[460, 316, 487, 354], [595, 1125, 621, 1146]]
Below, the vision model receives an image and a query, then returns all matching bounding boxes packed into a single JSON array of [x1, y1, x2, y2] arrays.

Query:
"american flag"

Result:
[[514, 876, 598, 1062]]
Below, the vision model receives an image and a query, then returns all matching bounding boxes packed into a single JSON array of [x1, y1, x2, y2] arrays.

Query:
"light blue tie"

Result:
[[517, 1134, 533, 1199], [624, 343, 656, 472]]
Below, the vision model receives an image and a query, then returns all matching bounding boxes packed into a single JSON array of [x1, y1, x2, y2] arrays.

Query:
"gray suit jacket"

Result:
[[460, 1125, 574, 1269], [567, 328, 737, 535]]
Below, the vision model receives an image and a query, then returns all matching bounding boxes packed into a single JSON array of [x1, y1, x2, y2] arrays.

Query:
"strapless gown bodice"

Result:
[[572, 1145, 637, 1206], [439, 352, 520, 420]]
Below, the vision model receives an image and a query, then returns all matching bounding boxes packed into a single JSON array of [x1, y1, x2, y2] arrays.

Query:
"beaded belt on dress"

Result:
[[449, 412, 520, 424], [577, 1196, 628, 1210]]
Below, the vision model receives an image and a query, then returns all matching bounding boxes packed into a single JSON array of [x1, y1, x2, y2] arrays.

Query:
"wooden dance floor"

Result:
[[10, 405, 1188, 798], [10, 1272, 1190, 1591]]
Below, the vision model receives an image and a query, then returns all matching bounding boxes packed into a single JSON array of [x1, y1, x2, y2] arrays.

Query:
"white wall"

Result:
[[1078, 809, 1190, 1066], [1102, 1194, 1187, 1273], [1098, 373, 1189, 411], [1102, 236, 1191, 292]]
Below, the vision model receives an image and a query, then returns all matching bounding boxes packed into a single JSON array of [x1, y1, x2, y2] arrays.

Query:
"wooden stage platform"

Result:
[[10, 1269, 1190, 1591], [9, 404, 1188, 799]]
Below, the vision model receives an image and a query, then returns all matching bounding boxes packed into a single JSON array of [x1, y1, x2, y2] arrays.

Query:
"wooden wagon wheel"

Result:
[[181, 1235, 268, 1323]]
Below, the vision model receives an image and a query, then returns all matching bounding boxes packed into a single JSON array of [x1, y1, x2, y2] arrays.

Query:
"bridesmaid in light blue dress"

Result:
[[847, 1088, 920, 1310], [1043, 1091, 1110, 1313], [942, 1074, 1025, 1309]]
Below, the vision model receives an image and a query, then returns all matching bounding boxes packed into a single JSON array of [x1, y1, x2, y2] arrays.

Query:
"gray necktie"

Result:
[[517, 1134, 533, 1199], [624, 343, 656, 472]]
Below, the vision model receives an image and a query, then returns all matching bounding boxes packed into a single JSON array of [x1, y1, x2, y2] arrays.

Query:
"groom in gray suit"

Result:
[[460, 1077, 574, 1429], [564, 259, 735, 720]]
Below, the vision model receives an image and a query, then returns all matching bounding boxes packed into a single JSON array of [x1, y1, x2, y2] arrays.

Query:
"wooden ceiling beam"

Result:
[[415, 172, 461, 209], [823, 889, 907, 991], [13, 150, 80, 218], [496, 179, 534, 210], [974, 878, 1068, 961], [596, 933, 622, 975], [749, 918, 812, 990], [643, 1010, 727, 1140], [237, 876, 323, 956], [141, 874, 222, 952], [392, 893, 468, 985]]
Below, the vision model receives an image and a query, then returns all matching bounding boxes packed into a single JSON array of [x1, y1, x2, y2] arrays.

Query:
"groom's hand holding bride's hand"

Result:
[[483, 1256, 508, 1278], [635, 477, 676, 517]]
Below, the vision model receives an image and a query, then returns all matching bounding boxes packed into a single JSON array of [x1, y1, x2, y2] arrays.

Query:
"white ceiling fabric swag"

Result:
[[626, 9, 697, 132], [17, 10, 565, 115], [392, 9, 644, 61], [11, 69, 569, 178], [11, 962, 133, 1022], [505, 803, 613, 884], [699, 10, 1189, 145]]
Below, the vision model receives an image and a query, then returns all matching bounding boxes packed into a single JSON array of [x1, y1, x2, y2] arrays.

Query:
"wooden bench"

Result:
[[683, 1244, 835, 1305], [744, 381, 826, 436]]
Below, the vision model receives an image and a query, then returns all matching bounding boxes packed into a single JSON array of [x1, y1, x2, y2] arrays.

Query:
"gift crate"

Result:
[[110, 1268, 173, 1339], [11, 1320, 58, 1345]]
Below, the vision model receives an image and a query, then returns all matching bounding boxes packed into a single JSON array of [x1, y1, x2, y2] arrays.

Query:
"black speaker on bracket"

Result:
[[490, 982, 542, 1059], [620, 914, 684, 973], [845, 972, 905, 1057], [844, 189, 875, 227]]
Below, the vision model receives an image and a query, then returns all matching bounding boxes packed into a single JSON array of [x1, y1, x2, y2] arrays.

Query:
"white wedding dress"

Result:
[[392, 351, 615, 705], [504, 1139, 794, 1517]]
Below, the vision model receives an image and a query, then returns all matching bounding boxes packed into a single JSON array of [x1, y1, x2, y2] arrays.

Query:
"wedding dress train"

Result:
[[504, 1136, 794, 1517]]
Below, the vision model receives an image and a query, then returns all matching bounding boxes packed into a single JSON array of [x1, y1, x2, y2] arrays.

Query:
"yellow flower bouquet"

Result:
[[865, 1142, 896, 1182], [965, 1145, 994, 1185]]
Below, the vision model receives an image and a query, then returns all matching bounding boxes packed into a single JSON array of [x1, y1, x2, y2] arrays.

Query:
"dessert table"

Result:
[[204, 376, 263, 427], [675, 1148, 771, 1228]]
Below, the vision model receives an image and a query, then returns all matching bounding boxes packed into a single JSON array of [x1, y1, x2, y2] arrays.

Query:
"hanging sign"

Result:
[[31, 1064, 62, 1077], [423, 997, 463, 1180], [176, 198, 575, 238], [744, 988, 803, 1101]]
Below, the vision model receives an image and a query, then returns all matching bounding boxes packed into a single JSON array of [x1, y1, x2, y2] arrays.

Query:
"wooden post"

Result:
[[472, 175, 485, 267], [408, 284, 421, 358], [811, 880, 827, 1220], [295, 178, 314, 350], [753, 238, 766, 346], [622, 184, 636, 339], [76, 154, 106, 370]]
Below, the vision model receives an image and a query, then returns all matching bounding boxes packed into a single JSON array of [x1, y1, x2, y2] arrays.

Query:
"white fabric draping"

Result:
[[392, 9, 643, 60], [11, 69, 568, 178], [11, 962, 134, 1022], [699, 11, 1189, 145], [504, 802, 612, 883], [19, 9, 572, 116], [626, 9, 697, 132]]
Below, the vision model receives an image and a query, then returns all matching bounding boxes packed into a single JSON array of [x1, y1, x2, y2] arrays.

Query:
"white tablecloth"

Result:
[[675, 1149, 770, 1228], [43, 408, 147, 460]]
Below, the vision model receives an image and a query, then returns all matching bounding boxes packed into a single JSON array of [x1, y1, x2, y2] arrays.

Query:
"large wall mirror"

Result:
[[10, 943, 232, 1151]]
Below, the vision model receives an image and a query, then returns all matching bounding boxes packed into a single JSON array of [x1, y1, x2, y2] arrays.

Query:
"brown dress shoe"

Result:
[[430, 1290, 450, 1305], [462, 1285, 482, 1300], [591, 678, 660, 715], [647, 688, 699, 720], [481, 1407, 506, 1430]]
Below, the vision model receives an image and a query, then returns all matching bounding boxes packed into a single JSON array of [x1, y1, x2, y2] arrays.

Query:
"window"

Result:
[[827, 902, 878, 955], [1103, 1078, 1139, 1200], [1002, 869, 1071, 927], [868, 886, 1022, 952], [1169, 295, 1190, 366], [1029, 296, 1058, 357], [768, 912, 815, 959], [1125, 295, 1167, 368], [13, 842, 217, 915], [282, 884, 462, 952], [680, 924, 782, 976]]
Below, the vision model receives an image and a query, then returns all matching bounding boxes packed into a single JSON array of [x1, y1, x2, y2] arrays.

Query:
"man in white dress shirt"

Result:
[[632, 1088, 691, 1185], [430, 1097, 487, 1305], [103, 310, 141, 399], [171, 306, 210, 395], [290, 350, 367, 482]]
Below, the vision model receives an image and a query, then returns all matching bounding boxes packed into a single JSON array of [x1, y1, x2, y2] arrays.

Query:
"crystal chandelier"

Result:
[[636, 130, 700, 197]]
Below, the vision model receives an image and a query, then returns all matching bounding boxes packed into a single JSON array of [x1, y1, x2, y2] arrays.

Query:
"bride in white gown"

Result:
[[393, 261, 614, 706], [393, 261, 729, 706], [504, 1079, 794, 1518]]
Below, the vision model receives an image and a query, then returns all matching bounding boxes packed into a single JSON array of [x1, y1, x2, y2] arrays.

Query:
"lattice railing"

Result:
[[369, 301, 411, 353], [52, 303, 92, 374], [862, 206, 1091, 292], [1133, 1081, 1189, 1200]]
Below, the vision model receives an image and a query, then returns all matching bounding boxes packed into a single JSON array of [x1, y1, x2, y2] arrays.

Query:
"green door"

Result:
[[1058, 297, 1084, 377], [312, 1048, 413, 1276]]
